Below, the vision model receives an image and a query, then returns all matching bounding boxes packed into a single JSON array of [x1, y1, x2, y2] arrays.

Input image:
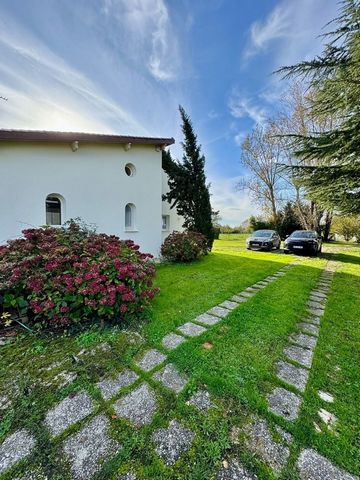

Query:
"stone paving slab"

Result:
[[245, 286, 258, 292], [97, 369, 139, 400], [207, 306, 230, 318], [219, 300, 239, 310], [195, 313, 222, 326], [309, 294, 325, 304], [187, 390, 214, 411], [152, 419, 194, 465], [118, 473, 136, 480], [298, 322, 319, 336], [276, 361, 309, 392], [284, 345, 314, 368], [217, 459, 258, 479], [308, 307, 325, 317], [117, 473, 136, 480], [44, 392, 94, 437], [162, 333, 186, 350], [113, 383, 157, 427], [304, 315, 321, 326], [177, 322, 207, 337], [297, 449, 359, 480], [135, 349, 167, 372], [243, 417, 292, 473], [230, 295, 247, 303], [63, 415, 120, 480], [318, 391, 334, 403], [310, 291, 327, 299], [238, 291, 255, 298], [153, 364, 188, 393], [289, 333, 317, 350], [0, 429, 36, 475], [307, 300, 325, 311], [267, 387, 302, 421]]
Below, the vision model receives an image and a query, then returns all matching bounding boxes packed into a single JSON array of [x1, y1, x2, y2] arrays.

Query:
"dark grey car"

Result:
[[246, 230, 281, 251], [284, 230, 322, 256]]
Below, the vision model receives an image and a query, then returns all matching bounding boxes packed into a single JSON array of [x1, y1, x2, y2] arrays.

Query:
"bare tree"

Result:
[[238, 122, 285, 228], [274, 82, 335, 235]]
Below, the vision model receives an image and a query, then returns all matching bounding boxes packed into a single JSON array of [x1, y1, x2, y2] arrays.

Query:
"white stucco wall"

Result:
[[0, 141, 168, 256], [161, 170, 184, 242]]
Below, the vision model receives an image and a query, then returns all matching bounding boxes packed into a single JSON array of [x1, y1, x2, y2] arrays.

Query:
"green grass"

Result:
[[0, 237, 359, 479]]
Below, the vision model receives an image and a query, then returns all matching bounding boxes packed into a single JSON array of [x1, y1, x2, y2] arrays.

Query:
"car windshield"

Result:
[[251, 230, 273, 238], [290, 231, 317, 239]]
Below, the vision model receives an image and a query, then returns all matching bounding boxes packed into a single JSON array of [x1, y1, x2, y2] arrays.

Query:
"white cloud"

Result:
[[209, 175, 259, 226], [228, 91, 267, 125], [244, 5, 290, 59], [103, 0, 179, 82], [243, 0, 339, 66]]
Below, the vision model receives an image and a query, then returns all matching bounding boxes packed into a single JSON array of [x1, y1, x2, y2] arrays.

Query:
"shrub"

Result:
[[0, 222, 158, 329], [161, 230, 208, 262]]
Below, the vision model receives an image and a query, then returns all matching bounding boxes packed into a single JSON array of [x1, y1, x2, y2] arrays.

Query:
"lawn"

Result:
[[0, 236, 359, 479]]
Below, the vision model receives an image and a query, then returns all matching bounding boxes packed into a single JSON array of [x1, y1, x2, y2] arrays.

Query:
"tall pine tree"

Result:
[[278, 0, 360, 214], [162, 106, 215, 249]]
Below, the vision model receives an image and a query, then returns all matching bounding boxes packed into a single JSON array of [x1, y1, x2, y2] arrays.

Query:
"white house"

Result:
[[0, 129, 183, 256]]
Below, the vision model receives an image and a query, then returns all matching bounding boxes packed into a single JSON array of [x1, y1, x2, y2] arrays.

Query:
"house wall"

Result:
[[161, 170, 184, 243], [0, 141, 167, 256]]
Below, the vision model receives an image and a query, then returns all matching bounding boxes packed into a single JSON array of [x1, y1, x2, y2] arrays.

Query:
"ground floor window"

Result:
[[162, 215, 170, 231], [46, 195, 62, 225], [125, 203, 136, 230]]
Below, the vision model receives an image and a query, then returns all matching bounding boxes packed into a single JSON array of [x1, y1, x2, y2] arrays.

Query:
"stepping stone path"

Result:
[[284, 344, 314, 368], [297, 449, 359, 480], [152, 419, 194, 465], [113, 383, 157, 427], [276, 360, 309, 393], [177, 322, 207, 337], [0, 429, 35, 475], [207, 306, 229, 318], [268, 387, 302, 421], [97, 369, 139, 400], [153, 363, 188, 393], [267, 264, 335, 422], [217, 459, 258, 479], [44, 392, 94, 437], [261, 263, 356, 479], [187, 389, 214, 411], [196, 312, 221, 326], [242, 417, 293, 474], [4, 260, 325, 479], [63, 415, 120, 480], [136, 349, 167, 372], [162, 332, 186, 350]]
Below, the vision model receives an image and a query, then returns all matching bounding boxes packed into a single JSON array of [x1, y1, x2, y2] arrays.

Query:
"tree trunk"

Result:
[[322, 210, 333, 241]]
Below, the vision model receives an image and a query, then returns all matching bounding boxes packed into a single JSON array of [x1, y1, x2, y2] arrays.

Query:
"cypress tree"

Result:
[[278, 0, 360, 214], [162, 106, 215, 249]]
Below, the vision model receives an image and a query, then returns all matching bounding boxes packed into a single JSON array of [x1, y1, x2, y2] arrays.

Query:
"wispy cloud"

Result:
[[244, 5, 290, 59], [228, 90, 268, 125], [243, 0, 339, 66], [102, 0, 179, 82]]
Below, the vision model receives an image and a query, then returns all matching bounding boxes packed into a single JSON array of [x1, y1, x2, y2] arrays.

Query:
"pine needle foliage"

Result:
[[278, 0, 360, 214]]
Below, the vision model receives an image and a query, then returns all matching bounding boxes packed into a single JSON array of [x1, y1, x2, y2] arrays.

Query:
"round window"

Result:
[[125, 163, 136, 177]]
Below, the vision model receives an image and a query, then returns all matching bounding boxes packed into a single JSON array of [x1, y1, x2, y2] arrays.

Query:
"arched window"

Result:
[[46, 195, 62, 225], [125, 203, 136, 230]]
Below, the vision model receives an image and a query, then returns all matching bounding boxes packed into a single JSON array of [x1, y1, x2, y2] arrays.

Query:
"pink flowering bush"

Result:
[[161, 230, 208, 262], [0, 222, 158, 329]]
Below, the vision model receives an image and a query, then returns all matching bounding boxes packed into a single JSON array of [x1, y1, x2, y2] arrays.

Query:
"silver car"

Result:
[[246, 230, 281, 251]]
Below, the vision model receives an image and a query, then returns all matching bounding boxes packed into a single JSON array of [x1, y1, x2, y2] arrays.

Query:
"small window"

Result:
[[162, 215, 169, 231], [125, 163, 136, 177], [46, 195, 62, 225], [125, 203, 136, 230]]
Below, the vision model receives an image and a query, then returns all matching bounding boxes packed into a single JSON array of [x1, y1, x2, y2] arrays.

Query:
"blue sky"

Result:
[[0, 0, 339, 224]]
